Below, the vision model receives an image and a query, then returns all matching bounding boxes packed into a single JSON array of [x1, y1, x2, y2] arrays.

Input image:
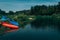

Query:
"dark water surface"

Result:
[[0, 24, 60, 40]]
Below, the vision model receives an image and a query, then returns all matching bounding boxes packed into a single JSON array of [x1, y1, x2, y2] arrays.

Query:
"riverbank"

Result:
[[0, 13, 60, 28], [0, 13, 60, 35]]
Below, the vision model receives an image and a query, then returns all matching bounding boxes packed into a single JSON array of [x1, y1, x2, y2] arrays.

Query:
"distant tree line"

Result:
[[0, 2, 60, 15], [30, 2, 60, 15]]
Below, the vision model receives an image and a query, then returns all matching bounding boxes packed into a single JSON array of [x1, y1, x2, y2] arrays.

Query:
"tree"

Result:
[[8, 11, 14, 15], [57, 2, 60, 13], [0, 9, 6, 15]]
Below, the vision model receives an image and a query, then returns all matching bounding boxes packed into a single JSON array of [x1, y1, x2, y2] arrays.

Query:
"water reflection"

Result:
[[0, 27, 19, 36], [0, 24, 60, 40], [31, 23, 60, 32], [5, 29, 18, 33]]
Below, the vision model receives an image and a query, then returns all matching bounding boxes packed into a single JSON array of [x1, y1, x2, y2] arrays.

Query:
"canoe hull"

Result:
[[2, 22, 19, 29]]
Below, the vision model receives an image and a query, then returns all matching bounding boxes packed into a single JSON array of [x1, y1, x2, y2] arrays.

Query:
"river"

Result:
[[0, 24, 60, 40]]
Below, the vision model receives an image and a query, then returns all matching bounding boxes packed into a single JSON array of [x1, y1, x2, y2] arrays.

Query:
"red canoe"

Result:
[[2, 22, 19, 29]]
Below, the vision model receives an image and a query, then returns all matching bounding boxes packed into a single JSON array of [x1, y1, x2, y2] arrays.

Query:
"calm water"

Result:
[[0, 24, 60, 40]]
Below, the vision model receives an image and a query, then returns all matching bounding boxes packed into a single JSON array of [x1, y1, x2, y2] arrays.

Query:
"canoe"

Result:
[[2, 22, 19, 29], [9, 20, 19, 26], [1, 16, 19, 26]]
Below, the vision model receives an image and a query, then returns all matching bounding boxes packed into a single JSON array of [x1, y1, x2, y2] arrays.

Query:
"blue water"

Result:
[[0, 24, 60, 40]]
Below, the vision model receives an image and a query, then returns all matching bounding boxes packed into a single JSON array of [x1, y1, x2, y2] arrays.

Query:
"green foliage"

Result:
[[31, 15, 60, 28]]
